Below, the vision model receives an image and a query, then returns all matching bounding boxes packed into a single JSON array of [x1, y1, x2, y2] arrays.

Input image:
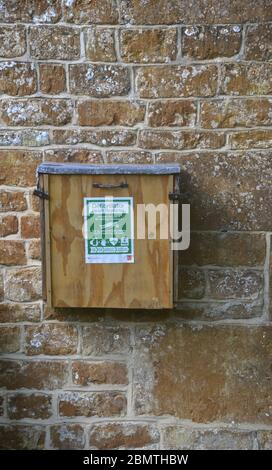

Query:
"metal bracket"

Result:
[[33, 188, 49, 200], [169, 192, 182, 201]]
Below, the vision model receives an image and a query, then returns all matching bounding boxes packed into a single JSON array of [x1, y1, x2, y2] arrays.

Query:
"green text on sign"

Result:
[[84, 197, 134, 264]]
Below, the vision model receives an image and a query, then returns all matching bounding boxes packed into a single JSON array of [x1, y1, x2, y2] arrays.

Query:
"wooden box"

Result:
[[36, 163, 181, 309]]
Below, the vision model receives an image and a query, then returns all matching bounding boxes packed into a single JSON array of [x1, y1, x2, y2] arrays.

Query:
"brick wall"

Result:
[[0, 0, 272, 450]]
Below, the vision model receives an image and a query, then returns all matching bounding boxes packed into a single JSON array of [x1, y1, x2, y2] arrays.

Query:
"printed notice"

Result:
[[84, 197, 134, 264]]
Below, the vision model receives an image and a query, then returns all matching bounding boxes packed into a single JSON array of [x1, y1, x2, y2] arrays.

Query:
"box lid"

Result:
[[37, 162, 181, 175]]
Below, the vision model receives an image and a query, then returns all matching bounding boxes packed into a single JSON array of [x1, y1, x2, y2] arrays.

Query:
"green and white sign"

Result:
[[84, 197, 134, 264]]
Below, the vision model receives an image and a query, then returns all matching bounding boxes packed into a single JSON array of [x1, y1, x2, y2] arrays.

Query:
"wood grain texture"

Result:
[[48, 174, 173, 309], [43, 174, 52, 307]]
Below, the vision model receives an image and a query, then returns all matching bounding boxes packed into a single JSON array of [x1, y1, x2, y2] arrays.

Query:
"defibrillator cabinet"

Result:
[[36, 162, 181, 309]]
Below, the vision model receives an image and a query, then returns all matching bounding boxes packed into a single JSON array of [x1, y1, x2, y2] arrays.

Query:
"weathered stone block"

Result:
[[182, 25, 242, 59], [220, 63, 272, 95], [107, 151, 153, 163], [0, 240, 26, 266], [59, 391, 127, 418], [245, 24, 272, 60], [72, 361, 128, 385], [163, 426, 254, 450], [134, 324, 272, 423], [50, 424, 85, 450], [0, 326, 21, 353], [21, 214, 40, 239], [29, 193, 41, 212], [28, 240, 41, 261], [257, 431, 272, 450], [270, 235, 272, 320], [52, 129, 137, 147], [120, 28, 177, 63], [119, 0, 272, 25], [0, 151, 42, 187], [148, 100, 197, 127], [0, 62, 37, 96], [0, 360, 69, 390], [69, 64, 130, 97], [82, 325, 131, 355], [85, 28, 116, 62], [44, 148, 103, 163], [0, 99, 73, 126], [0, 272, 3, 301], [5, 267, 42, 302], [0, 424, 45, 450], [200, 98, 272, 128], [179, 232, 266, 267], [0, 129, 50, 147], [29, 26, 80, 59], [89, 423, 159, 449], [0, 303, 41, 323], [78, 100, 145, 126], [208, 269, 263, 300], [175, 301, 262, 321], [0, 26, 26, 57], [0, 0, 61, 23], [139, 130, 225, 150], [25, 324, 78, 355], [0, 190, 27, 212], [136, 65, 218, 98], [0, 215, 18, 237], [39, 64, 66, 94], [7, 393, 52, 420], [178, 268, 206, 299], [63, 0, 118, 24], [229, 130, 272, 149]]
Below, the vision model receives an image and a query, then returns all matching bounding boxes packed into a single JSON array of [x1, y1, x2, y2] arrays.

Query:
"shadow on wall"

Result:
[[177, 151, 272, 232]]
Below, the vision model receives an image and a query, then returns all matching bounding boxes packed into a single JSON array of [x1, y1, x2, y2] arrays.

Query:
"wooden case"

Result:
[[37, 163, 181, 309]]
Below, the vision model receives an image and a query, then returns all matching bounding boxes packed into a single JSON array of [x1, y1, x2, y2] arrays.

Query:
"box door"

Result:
[[45, 173, 173, 309]]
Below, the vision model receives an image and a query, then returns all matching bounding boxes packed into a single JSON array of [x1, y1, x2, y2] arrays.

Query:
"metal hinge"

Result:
[[33, 188, 49, 200], [169, 192, 182, 201], [169, 191, 192, 201]]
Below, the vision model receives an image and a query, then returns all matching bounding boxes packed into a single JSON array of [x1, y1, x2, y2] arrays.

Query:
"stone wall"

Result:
[[0, 0, 272, 450]]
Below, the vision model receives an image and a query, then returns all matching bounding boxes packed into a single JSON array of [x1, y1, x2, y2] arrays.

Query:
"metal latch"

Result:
[[169, 174, 182, 201], [93, 182, 128, 189]]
